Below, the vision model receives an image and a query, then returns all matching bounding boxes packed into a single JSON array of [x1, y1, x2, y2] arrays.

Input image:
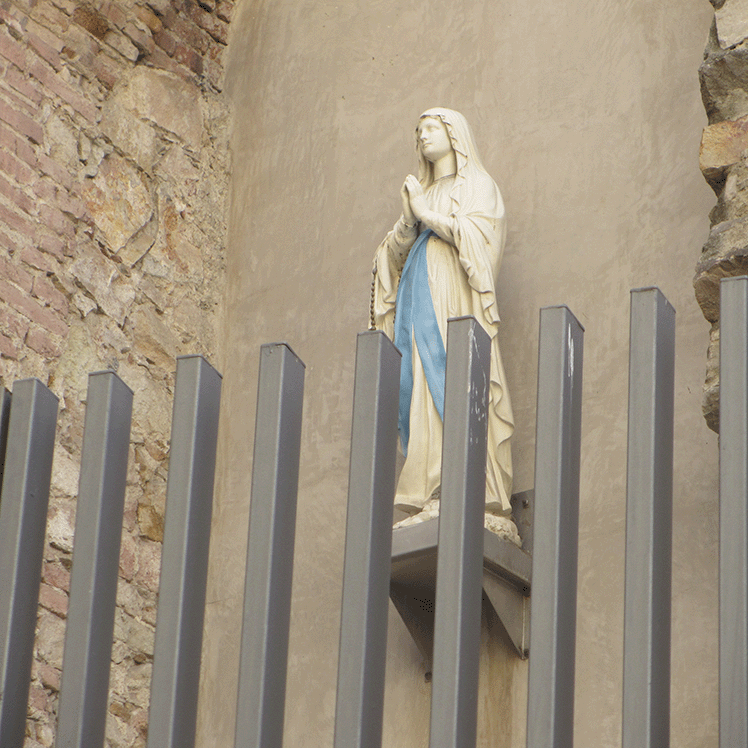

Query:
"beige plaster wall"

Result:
[[200, 1, 717, 746]]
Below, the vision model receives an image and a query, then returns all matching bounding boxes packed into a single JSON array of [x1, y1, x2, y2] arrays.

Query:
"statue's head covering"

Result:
[[416, 107, 488, 187], [415, 107, 505, 232]]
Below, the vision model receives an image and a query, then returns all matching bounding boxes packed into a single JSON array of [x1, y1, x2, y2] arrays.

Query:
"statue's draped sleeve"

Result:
[[373, 215, 417, 340]]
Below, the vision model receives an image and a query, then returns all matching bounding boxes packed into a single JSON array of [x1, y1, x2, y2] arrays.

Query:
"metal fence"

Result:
[[0, 281, 743, 748]]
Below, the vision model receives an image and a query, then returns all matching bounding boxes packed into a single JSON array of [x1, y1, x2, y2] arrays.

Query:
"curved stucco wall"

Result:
[[202, 2, 717, 746]]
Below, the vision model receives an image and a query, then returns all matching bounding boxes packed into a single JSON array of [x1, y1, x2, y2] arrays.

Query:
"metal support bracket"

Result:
[[390, 490, 533, 667]]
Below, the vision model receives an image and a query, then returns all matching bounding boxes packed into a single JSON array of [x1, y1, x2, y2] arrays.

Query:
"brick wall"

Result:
[[0, 0, 232, 744]]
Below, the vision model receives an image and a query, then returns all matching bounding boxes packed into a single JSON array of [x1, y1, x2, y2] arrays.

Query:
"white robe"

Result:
[[373, 172, 514, 514]]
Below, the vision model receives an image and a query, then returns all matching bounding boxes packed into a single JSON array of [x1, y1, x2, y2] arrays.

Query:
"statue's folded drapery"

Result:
[[372, 108, 514, 514]]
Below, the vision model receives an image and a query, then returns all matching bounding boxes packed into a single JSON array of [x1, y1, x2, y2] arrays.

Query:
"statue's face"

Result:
[[417, 117, 453, 163]]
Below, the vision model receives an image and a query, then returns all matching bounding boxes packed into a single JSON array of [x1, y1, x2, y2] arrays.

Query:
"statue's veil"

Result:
[[416, 107, 504, 229], [417, 107, 488, 182]]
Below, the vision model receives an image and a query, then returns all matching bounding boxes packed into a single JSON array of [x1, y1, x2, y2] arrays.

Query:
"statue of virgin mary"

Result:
[[371, 108, 517, 542]]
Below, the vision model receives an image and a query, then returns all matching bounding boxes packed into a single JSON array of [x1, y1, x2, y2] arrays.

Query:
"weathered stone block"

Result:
[[701, 115, 748, 192], [99, 99, 157, 171], [70, 249, 131, 324], [39, 582, 69, 617], [72, 292, 97, 318], [153, 26, 177, 55], [129, 305, 178, 368], [45, 113, 80, 169], [113, 609, 155, 659], [701, 31, 748, 123], [116, 360, 172, 442], [27, 683, 51, 715], [0, 333, 19, 360], [120, 215, 158, 266], [116, 577, 157, 624], [0, 305, 30, 340], [35, 613, 66, 666], [132, 538, 161, 593], [72, 5, 109, 39], [104, 29, 139, 62], [146, 228, 204, 282], [105, 710, 143, 748], [135, 6, 163, 33], [35, 662, 61, 692], [137, 503, 164, 542], [43, 560, 70, 591], [26, 327, 62, 358], [695, 215, 748, 321], [123, 21, 155, 55], [38, 153, 73, 190], [47, 504, 76, 553], [81, 154, 153, 253], [114, 67, 203, 150], [716, 0, 748, 48], [216, 0, 231, 22], [119, 533, 137, 581], [124, 661, 153, 705]]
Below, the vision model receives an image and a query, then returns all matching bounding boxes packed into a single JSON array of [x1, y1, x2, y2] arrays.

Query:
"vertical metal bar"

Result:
[[719, 275, 748, 748], [622, 288, 675, 748], [526, 306, 584, 748], [147, 356, 222, 748], [0, 379, 58, 748], [333, 331, 400, 748], [56, 371, 133, 748], [0, 388, 11, 496], [429, 316, 490, 748], [234, 343, 305, 748]]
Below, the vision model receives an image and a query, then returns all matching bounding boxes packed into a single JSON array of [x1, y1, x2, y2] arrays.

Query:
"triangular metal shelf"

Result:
[[390, 490, 533, 669]]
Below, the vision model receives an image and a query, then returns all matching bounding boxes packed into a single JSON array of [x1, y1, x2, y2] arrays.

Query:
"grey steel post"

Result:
[[719, 276, 748, 748], [622, 288, 675, 748], [429, 316, 490, 748], [0, 379, 58, 748], [526, 306, 583, 748], [56, 371, 134, 748], [234, 343, 305, 748], [147, 356, 222, 748], [0, 387, 11, 495], [334, 331, 400, 748]]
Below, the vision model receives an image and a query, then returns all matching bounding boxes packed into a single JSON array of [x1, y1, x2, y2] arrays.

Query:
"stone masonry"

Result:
[[696, 0, 748, 431], [0, 0, 232, 744]]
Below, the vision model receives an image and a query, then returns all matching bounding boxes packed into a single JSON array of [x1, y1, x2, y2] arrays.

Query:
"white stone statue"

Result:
[[371, 108, 519, 544]]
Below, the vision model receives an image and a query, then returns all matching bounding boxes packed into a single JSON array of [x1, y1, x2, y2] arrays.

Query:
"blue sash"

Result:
[[394, 230, 446, 455]]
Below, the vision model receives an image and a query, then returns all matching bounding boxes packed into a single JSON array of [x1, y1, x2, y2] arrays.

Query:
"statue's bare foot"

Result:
[[484, 513, 522, 547], [393, 498, 440, 528]]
